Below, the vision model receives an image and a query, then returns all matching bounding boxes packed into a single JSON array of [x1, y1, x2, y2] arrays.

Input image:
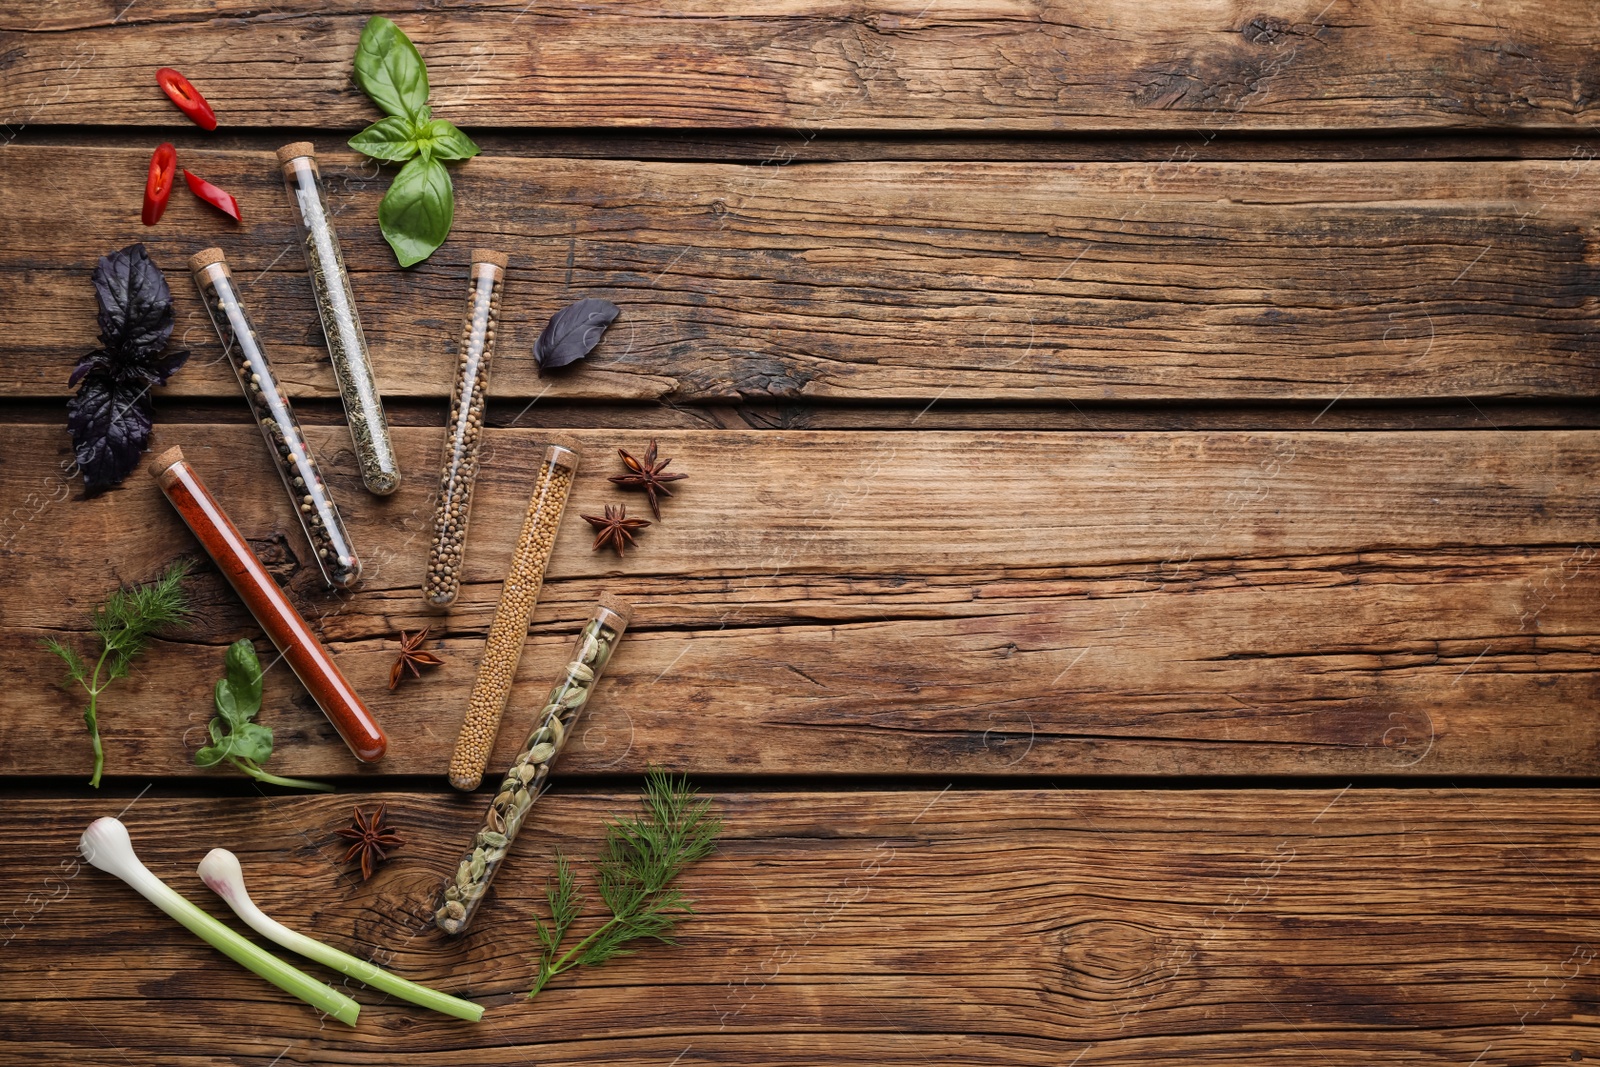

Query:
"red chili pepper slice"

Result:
[[141, 143, 178, 226], [155, 67, 218, 131], [183, 169, 242, 222]]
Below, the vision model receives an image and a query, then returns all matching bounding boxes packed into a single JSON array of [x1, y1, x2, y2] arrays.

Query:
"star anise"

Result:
[[389, 627, 444, 690], [582, 504, 651, 556], [335, 804, 405, 881], [609, 439, 687, 520]]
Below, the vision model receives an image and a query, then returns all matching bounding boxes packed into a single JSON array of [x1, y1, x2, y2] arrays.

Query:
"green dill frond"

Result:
[[549, 853, 584, 932], [536, 852, 584, 955], [43, 636, 89, 684], [528, 771, 722, 999], [95, 559, 193, 663], [57, 559, 193, 786]]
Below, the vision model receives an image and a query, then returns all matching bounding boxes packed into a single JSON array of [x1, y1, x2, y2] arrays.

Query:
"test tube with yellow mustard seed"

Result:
[[448, 443, 579, 791]]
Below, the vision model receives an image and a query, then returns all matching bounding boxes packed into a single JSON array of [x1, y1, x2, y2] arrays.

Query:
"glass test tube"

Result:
[[448, 443, 580, 791], [277, 141, 401, 496], [189, 248, 362, 590], [436, 599, 631, 935], [149, 446, 387, 763], [424, 250, 508, 608]]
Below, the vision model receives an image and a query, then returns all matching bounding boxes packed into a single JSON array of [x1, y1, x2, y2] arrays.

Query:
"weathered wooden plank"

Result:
[[19, 126, 1600, 165], [3, 1, 1599, 132], [3, 147, 1598, 404], [4, 425, 1597, 780], [10, 394, 1600, 433], [0, 789, 1594, 1063]]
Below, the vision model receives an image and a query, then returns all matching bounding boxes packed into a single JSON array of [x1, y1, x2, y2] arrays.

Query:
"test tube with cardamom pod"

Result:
[[277, 142, 402, 497], [448, 443, 580, 791], [424, 250, 508, 608], [436, 598, 631, 935], [190, 248, 362, 590]]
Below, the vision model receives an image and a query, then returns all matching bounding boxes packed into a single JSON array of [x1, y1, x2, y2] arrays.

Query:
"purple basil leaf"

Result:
[[69, 349, 113, 388], [117, 346, 191, 388], [533, 298, 619, 371], [66, 372, 155, 495], [93, 243, 176, 360], [68, 245, 185, 494]]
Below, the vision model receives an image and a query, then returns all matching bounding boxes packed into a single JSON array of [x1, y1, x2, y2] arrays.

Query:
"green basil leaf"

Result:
[[349, 115, 421, 162], [230, 721, 274, 766], [353, 16, 430, 120], [193, 742, 229, 768], [221, 639, 263, 721], [213, 677, 239, 725], [378, 154, 454, 267], [421, 119, 480, 161]]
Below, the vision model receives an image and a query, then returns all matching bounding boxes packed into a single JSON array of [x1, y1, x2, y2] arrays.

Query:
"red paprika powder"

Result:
[[149, 445, 387, 763]]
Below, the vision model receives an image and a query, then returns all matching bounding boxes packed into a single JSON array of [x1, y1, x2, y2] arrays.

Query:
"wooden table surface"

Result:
[[2, 3, 1597, 1064]]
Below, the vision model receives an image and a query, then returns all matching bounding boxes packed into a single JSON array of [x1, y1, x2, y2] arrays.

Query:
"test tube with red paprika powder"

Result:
[[149, 446, 387, 763]]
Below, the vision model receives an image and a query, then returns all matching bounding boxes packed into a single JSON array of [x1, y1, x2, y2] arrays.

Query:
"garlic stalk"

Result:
[[79, 818, 359, 1026], [198, 848, 483, 1022]]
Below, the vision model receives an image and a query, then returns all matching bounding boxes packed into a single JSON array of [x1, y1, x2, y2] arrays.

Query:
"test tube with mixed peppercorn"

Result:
[[424, 250, 508, 608], [277, 141, 402, 497], [189, 248, 362, 590], [448, 442, 579, 791], [436, 598, 631, 935]]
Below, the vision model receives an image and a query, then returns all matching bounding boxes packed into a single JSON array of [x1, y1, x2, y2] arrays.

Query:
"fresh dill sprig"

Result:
[[44, 559, 192, 787], [529, 770, 722, 999]]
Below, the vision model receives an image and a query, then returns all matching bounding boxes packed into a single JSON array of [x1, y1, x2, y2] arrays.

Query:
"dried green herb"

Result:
[[45, 560, 192, 787], [528, 770, 721, 999]]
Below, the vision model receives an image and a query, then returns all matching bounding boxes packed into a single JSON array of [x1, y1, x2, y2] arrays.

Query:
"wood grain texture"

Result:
[[3, 1, 1599, 132], [18, 126, 1600, 165], [3, 147, 1599, 404], [4, 425, 1597, 780], [0, 789, 1595, 1064]]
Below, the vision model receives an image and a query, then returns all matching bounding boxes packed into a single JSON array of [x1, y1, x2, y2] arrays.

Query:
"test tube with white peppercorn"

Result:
[[448, 443, 580, 791], [436, 598, 631, 935], [424, 250, 507, 608], [189, 248, 363, 590], [277, 142, 402, 497]]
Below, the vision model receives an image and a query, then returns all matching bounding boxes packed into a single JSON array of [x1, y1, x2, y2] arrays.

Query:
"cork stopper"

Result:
[[276, 141, 316, 165], [593, 595, 633, 633], [543, 440, 581, 470], [188, 247, 228, 275], [148, 445, 187, 485], [471, 248, 509, 270]]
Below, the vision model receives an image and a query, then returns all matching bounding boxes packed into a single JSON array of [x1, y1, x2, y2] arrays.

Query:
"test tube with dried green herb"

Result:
[[436, 598, 630, 936], [189, 248, 362, 590], [277, 142, 401, 497], [448, 443, 579, 791], [424, 250, 508, 608]]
